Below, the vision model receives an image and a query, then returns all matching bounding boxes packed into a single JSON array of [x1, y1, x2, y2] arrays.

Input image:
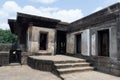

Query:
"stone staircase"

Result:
[[54, 59, 94, 75], [28, 55, 94, 80]]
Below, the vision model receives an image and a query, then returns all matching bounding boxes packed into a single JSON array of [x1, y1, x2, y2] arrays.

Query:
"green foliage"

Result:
[[0, 29, 17, 44]]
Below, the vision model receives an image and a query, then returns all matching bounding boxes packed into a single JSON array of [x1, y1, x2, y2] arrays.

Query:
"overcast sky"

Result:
[[0, 0, 120, 30]]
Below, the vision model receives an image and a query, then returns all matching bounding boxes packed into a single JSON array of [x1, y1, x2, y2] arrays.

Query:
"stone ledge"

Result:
[[27, 57, 63, 80]]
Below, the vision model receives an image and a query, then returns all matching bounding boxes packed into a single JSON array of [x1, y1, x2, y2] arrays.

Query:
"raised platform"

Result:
[[27, 55, 94, 80], [29, 55, 86, 62]]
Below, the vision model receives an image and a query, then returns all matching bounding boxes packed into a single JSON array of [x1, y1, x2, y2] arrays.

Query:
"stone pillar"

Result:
[[109, 27, 117, 58], [116, 16, 120, 60], [27, 23, 33, 52], [91, 33, 97, 56], [81, 29, 90, 56], [66, 33, 75, 54]]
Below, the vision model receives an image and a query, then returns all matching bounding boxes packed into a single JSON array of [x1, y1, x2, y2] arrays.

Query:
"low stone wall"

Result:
[[89, 57, 120, 76], [0, 52, 9, 66], [27, 57, 63, 79], [0, 51, 30, 66], [80, 56, 120, 76], [0, 44, 12, 51], [66, 54, 120, 76]]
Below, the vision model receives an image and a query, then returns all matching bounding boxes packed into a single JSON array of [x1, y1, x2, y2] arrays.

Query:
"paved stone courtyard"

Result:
[[0, 65, 61, 80], [0, 65, 119, 80]]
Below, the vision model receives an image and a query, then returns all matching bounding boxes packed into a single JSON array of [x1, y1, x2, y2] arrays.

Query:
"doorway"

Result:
[[98, 29, 109, 57], [39, 32, 48, 50], [76, 34, 82, 54], [56, 31, 66, 54], [9, 50, 21, 63]]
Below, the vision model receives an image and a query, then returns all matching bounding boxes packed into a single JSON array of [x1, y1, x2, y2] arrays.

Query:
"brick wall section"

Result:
[[27, 57, 63, 79]]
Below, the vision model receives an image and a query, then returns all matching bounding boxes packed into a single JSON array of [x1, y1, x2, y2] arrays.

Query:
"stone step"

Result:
[[9, 63, 21, 66], [58, 66, 94, 74], [55, 62, 90, 69], [54, 59, 86, 64]]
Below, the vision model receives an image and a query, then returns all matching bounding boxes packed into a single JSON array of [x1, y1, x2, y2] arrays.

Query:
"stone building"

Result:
[[8, 3, 120, 76]]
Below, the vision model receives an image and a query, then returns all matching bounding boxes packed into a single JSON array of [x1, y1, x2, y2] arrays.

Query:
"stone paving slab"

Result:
[[61, 71, 120, 80], [0, 65, 119, 80], [0, 65, 61, 80]]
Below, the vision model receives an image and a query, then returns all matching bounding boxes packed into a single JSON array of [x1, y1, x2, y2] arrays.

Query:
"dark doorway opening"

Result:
[[76, 34, 82, 53], [98, 29, 109, 57], [56, 31, 66, 54], [9, 50, 21, 63], [39, 32, 48, 50]]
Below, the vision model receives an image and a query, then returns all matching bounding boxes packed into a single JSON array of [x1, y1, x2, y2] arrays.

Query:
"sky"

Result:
[[0, 0, 120, 30]]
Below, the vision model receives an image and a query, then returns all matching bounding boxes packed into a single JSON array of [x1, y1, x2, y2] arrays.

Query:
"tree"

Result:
[[0, 29, 17, 44]]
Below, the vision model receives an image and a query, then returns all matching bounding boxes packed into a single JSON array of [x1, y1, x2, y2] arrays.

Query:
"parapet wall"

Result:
[[0, 44, 12, 51]]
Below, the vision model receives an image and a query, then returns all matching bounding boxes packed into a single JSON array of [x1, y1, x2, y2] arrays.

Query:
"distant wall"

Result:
[[0, 44, 12, 51]]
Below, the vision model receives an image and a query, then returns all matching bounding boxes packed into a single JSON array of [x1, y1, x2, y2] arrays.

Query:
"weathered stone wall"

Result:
[[27, 26, 56, 55], [0, 44, 11, 66], [86, 56, 120, 76], [21, 52, 32, 64], [67, 29, 90, 56], [116, 16, 120, 60], [0, 52, 9, 66], [27, 56, 62, 79], [0, 44, 12, 51], [66, 33, 75, 54], [81, 29, 90, 56], [90, 20, 117, 58], [0, 51, 31, 66], [66, 54, 120, 76], [67, 19, 119, 77]]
